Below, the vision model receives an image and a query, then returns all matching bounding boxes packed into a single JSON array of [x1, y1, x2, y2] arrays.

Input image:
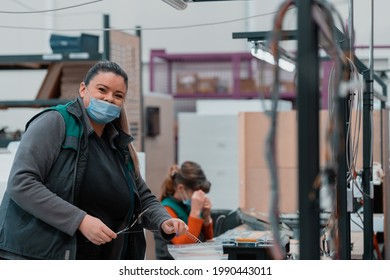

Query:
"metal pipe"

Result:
[[0, 99, 69, 109], [103, 14, 110, 60], [136, 26, 145, 152], [385, 85, 390, 260], [348, 0, 354, 57], [362, 0, 374, 260], [298, 0, 320, 260], [369, 0, 374, 82]]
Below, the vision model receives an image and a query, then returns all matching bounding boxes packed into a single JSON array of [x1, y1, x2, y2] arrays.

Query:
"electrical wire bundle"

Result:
[[263, 0, 358, 260], [262, 0, 295, 261]]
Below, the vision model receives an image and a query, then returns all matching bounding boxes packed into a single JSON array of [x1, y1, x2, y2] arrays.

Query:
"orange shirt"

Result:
[[164, 206, 213, 244]]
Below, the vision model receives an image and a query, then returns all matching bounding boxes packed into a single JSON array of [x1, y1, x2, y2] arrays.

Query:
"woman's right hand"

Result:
[[190, 190, 205, 218], [78, 214, 117, 245], [161, 218, 188, 236]]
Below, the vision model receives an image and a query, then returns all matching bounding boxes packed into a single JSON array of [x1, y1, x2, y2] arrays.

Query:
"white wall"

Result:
[[0, 71, 46, 131], [1, 1, 386, 58], [178, 99, 293, 210], [0, 1, 388, 66], [1, 1, 389, 131], [178, 113, 239, 210], [196, 99, 293, 115]]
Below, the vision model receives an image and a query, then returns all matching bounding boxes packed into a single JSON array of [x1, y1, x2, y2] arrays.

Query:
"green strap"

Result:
[[52, 103, 81, 150], [26, 101, 81, 150], [162, 197, 189, 224]]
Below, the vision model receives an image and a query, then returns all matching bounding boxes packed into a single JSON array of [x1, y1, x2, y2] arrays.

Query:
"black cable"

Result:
[[0, 0, 103, 14], [0, 9, 296, 32]]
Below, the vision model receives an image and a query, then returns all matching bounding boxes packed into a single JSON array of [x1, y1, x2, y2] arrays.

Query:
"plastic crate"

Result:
[[50, 33, 99, 53]]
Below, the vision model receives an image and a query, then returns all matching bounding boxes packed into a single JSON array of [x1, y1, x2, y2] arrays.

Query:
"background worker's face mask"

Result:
[[183, 198, 191, 207], [181, 189, 192, 207], [85, 90, 121, 124]]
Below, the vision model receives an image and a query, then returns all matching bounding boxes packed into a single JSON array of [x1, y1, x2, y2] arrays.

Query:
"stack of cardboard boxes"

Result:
[[176, 73, 220, 94]]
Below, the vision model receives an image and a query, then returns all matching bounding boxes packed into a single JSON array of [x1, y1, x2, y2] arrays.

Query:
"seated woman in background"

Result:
[[154, 161, 213, 259]]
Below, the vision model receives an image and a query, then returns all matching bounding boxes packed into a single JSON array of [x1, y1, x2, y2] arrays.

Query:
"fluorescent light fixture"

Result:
[[162, 0, 249, 10], [251, 43, 296, 72], [162, 0, 189, 10]]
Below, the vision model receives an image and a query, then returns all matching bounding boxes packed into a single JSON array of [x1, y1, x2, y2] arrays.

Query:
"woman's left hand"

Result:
[[161, 218, 188, 236], [202, 197, 213, 225]]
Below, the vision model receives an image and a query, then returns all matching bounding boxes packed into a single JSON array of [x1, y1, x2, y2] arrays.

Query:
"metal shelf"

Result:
[[149, 49, 296, 101], [0, 53, 102, 70]]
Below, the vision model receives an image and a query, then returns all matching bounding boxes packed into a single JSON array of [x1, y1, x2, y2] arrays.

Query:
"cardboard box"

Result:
[[258, 85, 271, 93], [176, 73, 198, 94], [238, 110, 389, 213], [196, 77, 218, 94], [239, 78, 257, 93], [280, 81, 295, 92]]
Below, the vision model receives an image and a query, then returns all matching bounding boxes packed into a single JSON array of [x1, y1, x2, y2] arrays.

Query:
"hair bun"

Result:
[[169, 164, 180, 179]]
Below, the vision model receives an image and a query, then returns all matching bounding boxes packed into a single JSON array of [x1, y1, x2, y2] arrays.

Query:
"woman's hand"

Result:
[[202, 196, 213, 225], [161, 218, 188, 236], [190, 190, 205, 218], [78, 214, 117, 245]]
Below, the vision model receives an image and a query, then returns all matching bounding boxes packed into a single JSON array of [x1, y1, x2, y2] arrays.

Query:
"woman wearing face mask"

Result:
[[154, 161, 213, 259], [0, 61, 188, 260]]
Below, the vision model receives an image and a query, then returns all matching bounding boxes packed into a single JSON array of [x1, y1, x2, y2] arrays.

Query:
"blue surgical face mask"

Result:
[[182, 199, 191, 207], [180, 189, 192, 207], [85, 91, 121, 124]]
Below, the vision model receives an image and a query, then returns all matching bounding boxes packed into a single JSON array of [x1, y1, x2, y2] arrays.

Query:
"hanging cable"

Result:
[[0, 9, 296, 32], [264, 0, 296, 261], [0, 0, 103, 14]]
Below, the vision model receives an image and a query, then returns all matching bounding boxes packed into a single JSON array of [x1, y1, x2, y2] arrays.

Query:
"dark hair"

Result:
[[159, 161, 211, 201], [84, 60, 128, 89]]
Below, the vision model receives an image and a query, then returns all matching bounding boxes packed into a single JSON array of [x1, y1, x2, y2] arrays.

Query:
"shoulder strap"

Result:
[[26, 101, 82, 150], [162, 197, 189, 224], [55, 104, 82, 150]]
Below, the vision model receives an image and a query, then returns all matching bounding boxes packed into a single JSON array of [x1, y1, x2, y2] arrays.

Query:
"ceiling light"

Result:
[[251, 42, 296, 72], [162, 0, 249, 10]]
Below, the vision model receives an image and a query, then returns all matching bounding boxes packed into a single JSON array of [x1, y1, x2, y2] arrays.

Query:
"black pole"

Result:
[[103, 14, 110, 60], [297, 0, 320, 260], [336, 91, 351, 259], [362, 0, 374, 260], [136, 25, 145, 152], [362, 69, 374, 259], [336, 27, 352, 260]]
